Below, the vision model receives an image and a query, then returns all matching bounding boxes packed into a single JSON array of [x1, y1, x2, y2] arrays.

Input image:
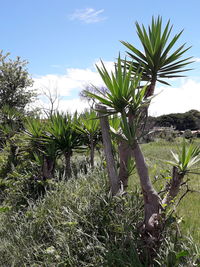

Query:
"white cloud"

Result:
[[149, 79, 200, 116], [69, 8, 106, 24], [32, 61, 200, 116], [32, 61, 111, 114], [194, 57, 200, 62], [33, 65, 108, 98], [59, 98, 89, 113], [95, 60, 115, 73]]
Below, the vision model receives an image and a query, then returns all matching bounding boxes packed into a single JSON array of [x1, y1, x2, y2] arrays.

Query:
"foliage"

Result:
[[0, 169, 199, 266], [76, 110, 101, 146], [85, 56, 149, 115], [155, 110, 200, 131], [167, 140, 200, 173], [121, 16, 192, 86], [0, 51, 35, 112], [47, 112, 84, 156]]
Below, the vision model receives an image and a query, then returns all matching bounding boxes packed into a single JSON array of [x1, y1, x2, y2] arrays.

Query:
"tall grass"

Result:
[[0, 169, 143, 266], [0, 139, 199, 266], [0, 168, 199, 266]]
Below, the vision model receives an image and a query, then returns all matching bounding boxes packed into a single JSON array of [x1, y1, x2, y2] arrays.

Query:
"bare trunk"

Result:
[[42, 156, 55, 180], [133, 142, 163, 264], [162, 166, 184, 206], [133, 142, 161, 232], [96, 104, 119, 195], [118, 140, 131, 189], [90, 137, 94, 168], [145, 79, 156, 98], [64, 151, 72, 179]]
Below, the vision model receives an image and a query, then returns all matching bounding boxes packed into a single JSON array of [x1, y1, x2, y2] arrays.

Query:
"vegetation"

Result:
[[154, 110, 200, 131], [0, 140, 199, 266], [0, 51, 35, 113], [0, 16, 199, 266]]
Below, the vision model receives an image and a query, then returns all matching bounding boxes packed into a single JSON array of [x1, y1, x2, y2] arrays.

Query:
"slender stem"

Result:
[[90, 136, 94, 168], [96, 104, 119, 195]]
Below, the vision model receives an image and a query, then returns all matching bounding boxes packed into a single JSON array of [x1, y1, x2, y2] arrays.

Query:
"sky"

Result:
[[1, 0, 200, 116]]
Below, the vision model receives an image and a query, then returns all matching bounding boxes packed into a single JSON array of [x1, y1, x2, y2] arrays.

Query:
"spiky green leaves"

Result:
[[121, 16, 193, 85], [167, 141, 200, 173], [84, 56, 149, 115]]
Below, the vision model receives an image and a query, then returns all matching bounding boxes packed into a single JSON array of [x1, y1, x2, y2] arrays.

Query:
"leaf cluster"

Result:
[[121, 16, 193, 85]]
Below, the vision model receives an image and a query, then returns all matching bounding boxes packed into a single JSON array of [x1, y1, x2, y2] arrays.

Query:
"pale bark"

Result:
[[96, 104, 119, 195], [118, 140, 131, 189], [133, 141, 161, 232]]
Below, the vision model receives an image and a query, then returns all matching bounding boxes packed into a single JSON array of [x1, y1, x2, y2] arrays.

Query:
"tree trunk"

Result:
[[118, 140, 131, 189], [96, 104, 119, 195], [162, 166, 185, 206], [90, 137, 94, 168], [42, 156, 55, 180], [133, 141, 163, 264], [145, 79, 156, 98], [64, 151, 72, 179], [6, 143, 19, 172], [133, 142, 161, 232]]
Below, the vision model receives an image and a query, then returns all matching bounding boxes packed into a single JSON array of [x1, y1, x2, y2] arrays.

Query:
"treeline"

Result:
[[149, 110, 200, 131]]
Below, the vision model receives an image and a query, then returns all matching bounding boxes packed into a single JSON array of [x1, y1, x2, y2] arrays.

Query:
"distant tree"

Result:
[[155, 110, 200, 130], [46, 112, 84, 178], [0, 51, 35, 113]]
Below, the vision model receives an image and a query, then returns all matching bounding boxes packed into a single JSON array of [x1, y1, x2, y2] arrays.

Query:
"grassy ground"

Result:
[[129, 138, 200, 245]]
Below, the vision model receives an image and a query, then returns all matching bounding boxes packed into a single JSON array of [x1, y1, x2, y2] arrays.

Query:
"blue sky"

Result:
[[1, 0, 200, 115]]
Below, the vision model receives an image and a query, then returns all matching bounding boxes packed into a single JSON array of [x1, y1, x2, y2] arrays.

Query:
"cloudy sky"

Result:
[[1, 0, 200, 116]]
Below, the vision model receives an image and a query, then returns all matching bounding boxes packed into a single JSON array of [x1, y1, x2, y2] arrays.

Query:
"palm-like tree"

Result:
[[85, 16, 194, 263], [25, 117, 58, 180], [121, 16, 193, 97], [75, 110, 101, 168], [47, 112, 83, 178], [85, 55, 150, 194]]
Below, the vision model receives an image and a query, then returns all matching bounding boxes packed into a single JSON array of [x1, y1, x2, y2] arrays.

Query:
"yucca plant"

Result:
[[85, 17, 194, 264], [25, 117, 58, 180], [86, 56, 149, 115], [162, 141, 200, 206], [85, 56, 150, 193], [75, 110, 101, 168], [167, 141, 200, 174], [121, 16, 193, 97], [46, 112, 84, 178]]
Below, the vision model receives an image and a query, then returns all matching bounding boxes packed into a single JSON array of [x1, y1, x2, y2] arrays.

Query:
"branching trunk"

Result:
[[133, 141, 161, 232], [96, 104, 119, 195], [162, 166, 185, 206]]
